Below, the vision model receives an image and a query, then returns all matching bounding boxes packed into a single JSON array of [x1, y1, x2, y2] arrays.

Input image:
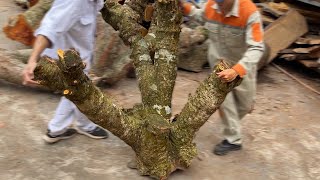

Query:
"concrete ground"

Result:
[[1, 1, 320, 180]]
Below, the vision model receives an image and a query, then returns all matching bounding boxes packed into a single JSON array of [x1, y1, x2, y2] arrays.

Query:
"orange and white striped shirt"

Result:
[[184, 0, 265, 78]]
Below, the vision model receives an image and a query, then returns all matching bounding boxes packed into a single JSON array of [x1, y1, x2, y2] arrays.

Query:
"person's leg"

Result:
[[214, 74, 257, 155], [220, 92, 242, 145], [43, 97, 77, 143], [213, 91, 242, 155], [74, 106, 109, 139], [234, 72, 257, 120], [69, 62, 108, 139]]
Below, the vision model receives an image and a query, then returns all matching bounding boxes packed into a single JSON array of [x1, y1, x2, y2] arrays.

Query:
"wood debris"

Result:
[[257, 0, 320, 71]]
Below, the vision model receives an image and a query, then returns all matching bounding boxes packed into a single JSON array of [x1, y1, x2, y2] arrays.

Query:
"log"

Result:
[[3, 0, 53, 46], [0, 49, 25, 85], [295, 37, 320, 45], [178, 41, 208, 72], [0, 49, 48, 90], [60, 0, 241, 178], [91, 13, 133, 85], [256, 3, 285, 18], [279, 46, 320, 54], [267, 2, 290, 13], [298, 60, 320, 68], [177, 26, 208, 72], [258, 9, 308, 69], [261, 15, 276, 26], [279, 45, 320, 61], [14, 0, 39, 8], [267, 1, 320, 24]]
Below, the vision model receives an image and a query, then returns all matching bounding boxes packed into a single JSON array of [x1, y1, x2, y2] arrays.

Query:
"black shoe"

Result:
[[213, 140, 242, 156], [76, 126, 109, 139], [43, 128, 77, 144]]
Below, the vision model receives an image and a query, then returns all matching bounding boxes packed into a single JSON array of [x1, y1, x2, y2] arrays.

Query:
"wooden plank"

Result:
[[278, 46, 320, 54], [261, 15, 276, 26], [280, 53, 319, 61], [297, 0, 320, 8], [279, 46, 320, 61], [293, 46, 320, 53], [258, 10, 308, 69], [286, 2, 320, 24], [267, 2, 320, 24], [279, 49, 297, 54], [280, 54, 296, 61], [298, 60, 320, 68], [256, 3, 284, 18], [267, 2, 290, 12], [295, 37, 320, 45]]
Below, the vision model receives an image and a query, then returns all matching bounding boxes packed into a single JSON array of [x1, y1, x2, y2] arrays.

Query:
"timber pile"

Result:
[[14, 0, 38, 9], [178, 25, 208, 72], [256, 0, 320, 71]]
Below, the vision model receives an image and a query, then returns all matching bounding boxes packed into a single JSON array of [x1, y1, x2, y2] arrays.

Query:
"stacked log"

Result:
[[257, 1, 320, 70]]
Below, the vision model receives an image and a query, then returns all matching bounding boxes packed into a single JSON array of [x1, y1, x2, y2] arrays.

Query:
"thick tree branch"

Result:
[[147, 1, 182, 117], [170, 61, 242, 167], [101, 0, 158, 110], [34, 49, 140, 147], [101, 0, 146, 45]]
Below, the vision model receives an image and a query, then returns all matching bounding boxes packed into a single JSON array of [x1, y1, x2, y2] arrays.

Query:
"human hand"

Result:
[[22, 61, 38, 85], [216, 69, 238, 82]]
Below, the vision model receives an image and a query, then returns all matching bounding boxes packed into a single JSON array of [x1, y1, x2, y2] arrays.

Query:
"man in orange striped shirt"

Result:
[[183, 0, 265, 155]]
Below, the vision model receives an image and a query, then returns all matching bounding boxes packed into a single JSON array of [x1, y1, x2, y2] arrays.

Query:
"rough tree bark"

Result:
[[31, 0, 242, 179]]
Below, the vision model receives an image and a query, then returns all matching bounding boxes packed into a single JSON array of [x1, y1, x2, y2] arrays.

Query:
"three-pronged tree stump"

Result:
[[35, 48, 240, 179]]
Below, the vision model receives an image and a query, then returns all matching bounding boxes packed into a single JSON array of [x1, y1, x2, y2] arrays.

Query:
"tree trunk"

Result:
[[34, 49, 240, 179], [0, 49, 26, 85], [31, 0, 242, 179], [0, 49, 49, 91]]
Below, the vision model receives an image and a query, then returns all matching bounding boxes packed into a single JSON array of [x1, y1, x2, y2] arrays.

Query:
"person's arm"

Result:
[[218, 11, 265, 82], [28, 35, 51, 64], [34, 0, 81, 48], [22, 35, 50, 85], [22, 0, 82, 85], [232, 11, 265, 78]]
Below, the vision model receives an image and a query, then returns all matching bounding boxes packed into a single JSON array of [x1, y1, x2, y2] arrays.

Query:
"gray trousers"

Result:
[[219, 71, 257, 145], [48, 97, 96, 136], [48, 64, 96, 136]]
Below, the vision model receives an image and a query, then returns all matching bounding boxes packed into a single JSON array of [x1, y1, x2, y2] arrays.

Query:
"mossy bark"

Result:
[[32, 0, 242, 179]]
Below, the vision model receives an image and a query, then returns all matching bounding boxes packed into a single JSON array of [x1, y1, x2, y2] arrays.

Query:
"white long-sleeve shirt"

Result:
[[35, 0, 104, 71]]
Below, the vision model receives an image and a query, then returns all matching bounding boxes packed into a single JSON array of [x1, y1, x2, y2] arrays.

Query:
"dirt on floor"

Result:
[[1, 1, 320, 180]]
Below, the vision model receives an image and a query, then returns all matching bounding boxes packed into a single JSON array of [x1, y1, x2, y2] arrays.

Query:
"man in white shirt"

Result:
[[22, 0, 109, 143]]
